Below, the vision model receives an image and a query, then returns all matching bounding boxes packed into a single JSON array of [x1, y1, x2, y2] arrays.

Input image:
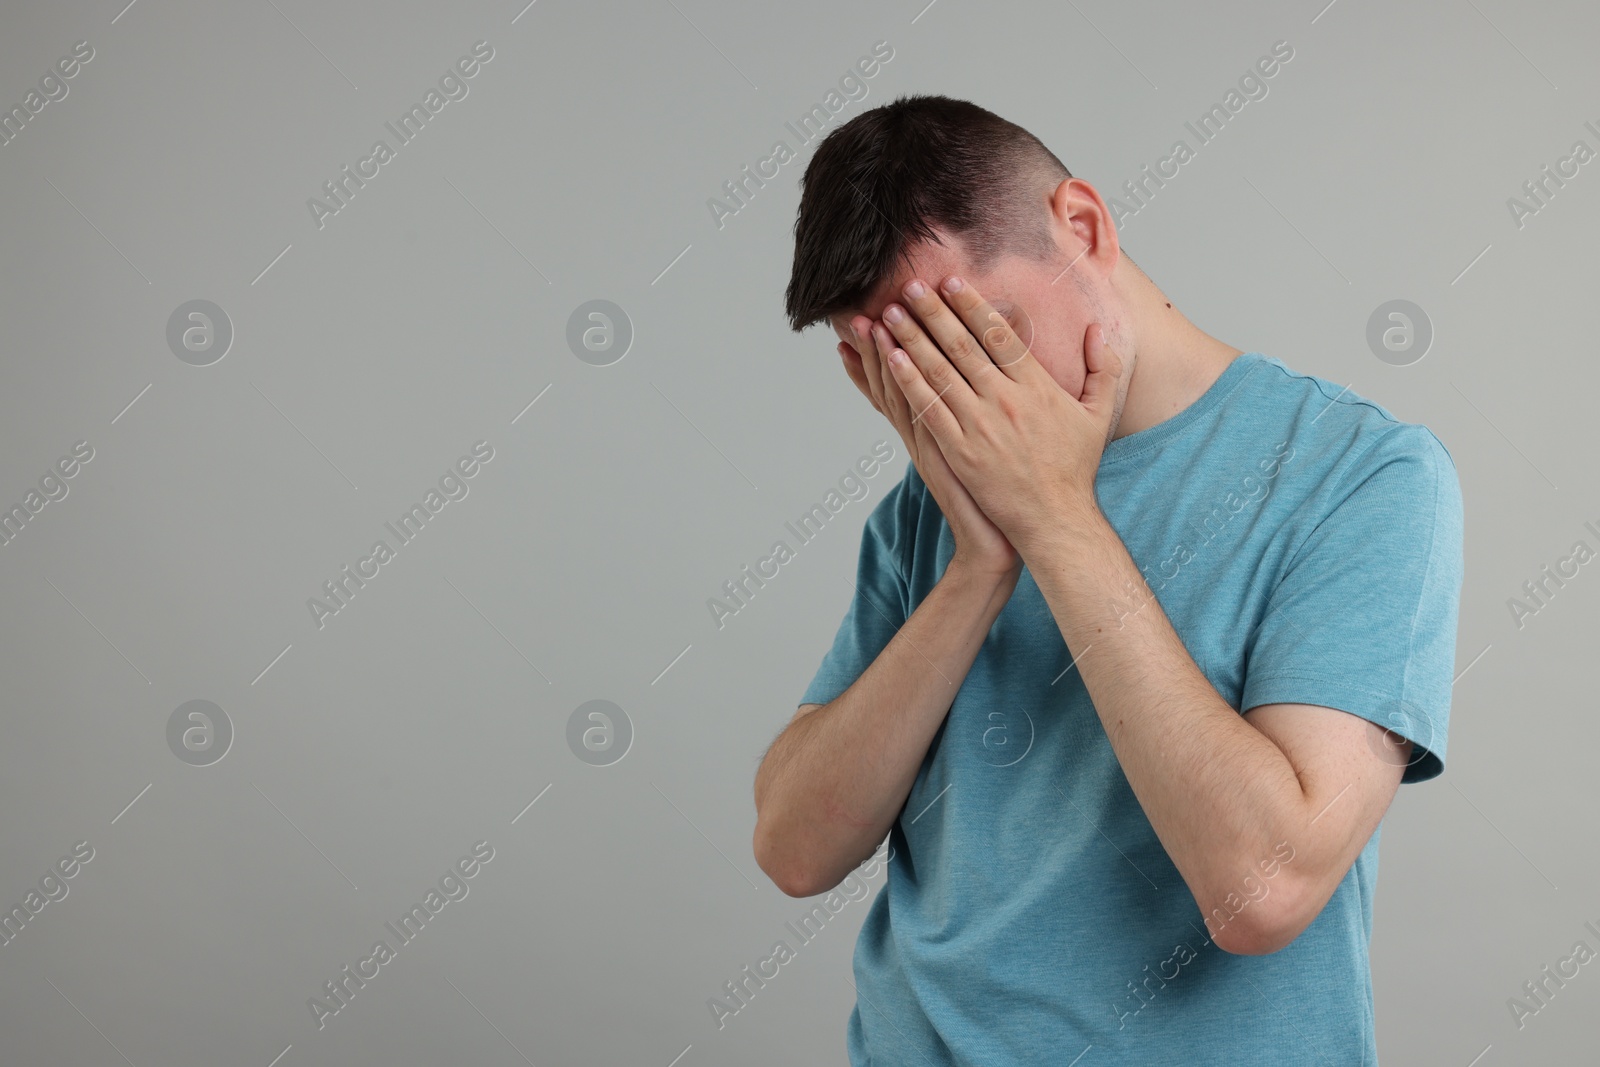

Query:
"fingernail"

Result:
[[884, 305, 905, 324], [943, 276, 963, 293], [904, 280, 926, 299]]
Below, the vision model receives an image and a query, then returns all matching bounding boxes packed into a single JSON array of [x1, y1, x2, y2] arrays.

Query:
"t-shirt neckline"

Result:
[[1097, 350, 1267, 468]]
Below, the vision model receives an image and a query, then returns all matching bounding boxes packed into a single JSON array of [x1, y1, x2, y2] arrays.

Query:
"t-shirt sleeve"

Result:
[[798, 467, 916, 709], [1239, 424, 1465, 783]]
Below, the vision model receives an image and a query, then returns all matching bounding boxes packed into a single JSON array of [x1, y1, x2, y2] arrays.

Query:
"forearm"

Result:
[[1023, 509, 1314, 922], [754, 559, 1015, 897]]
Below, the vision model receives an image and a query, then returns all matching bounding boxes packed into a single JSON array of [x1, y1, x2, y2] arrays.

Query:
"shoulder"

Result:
[[1247, 354, 1459, 491]]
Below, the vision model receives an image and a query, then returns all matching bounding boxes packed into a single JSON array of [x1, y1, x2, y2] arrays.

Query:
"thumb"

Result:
[[1080, 323, 1123, 417]]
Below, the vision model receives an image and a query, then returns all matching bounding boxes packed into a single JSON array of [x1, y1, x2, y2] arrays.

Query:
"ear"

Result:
[[1049, 178, 1122, 284]]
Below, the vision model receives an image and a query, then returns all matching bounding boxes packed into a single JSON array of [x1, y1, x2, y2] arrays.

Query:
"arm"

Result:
[[753, 559, 1014, 898], [873, 274, 1446, 955], [1022, 513, 1407, 954], [755, 313, 1020, 898]]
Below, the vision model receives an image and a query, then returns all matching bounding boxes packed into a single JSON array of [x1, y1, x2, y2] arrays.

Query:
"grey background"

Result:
[[0, 0, 1593, 1064]]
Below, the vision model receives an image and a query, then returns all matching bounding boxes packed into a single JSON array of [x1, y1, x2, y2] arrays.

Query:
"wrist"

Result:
[[945, 550, 1022, 593], [1010, 493, 1106, 559]]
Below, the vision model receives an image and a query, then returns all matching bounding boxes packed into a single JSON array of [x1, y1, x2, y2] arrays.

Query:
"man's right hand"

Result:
[[836, 315, 1022, 585]]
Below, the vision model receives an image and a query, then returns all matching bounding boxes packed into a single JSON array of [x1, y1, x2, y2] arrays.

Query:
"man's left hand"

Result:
[[877, 275, 1123, 553]]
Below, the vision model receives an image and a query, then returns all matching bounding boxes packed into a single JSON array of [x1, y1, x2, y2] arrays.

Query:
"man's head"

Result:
[[784, 94, 1138, 407]]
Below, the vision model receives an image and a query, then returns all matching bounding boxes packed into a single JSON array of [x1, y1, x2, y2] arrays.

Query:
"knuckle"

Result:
[[947, 330, 982, 364]]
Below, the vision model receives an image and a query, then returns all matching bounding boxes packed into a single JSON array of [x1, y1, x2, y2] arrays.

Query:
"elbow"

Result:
[[753, 820, 822, 899], [1211, 913, 1296, 956], [1209, 875, 1319, 957], [773, 870, 825, 899]]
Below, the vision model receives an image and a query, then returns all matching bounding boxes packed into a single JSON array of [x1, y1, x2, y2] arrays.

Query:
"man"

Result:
[[751, 94, 1464, 1065]]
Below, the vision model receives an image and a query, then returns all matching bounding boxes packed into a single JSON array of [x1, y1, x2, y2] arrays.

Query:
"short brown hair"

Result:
[[783, 94, 1072, 333]]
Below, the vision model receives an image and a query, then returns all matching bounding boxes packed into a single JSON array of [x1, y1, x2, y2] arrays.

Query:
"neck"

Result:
[[1109, 267, 1244, 441]]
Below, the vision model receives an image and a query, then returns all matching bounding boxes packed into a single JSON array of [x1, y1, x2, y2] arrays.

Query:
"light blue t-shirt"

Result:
[[799, 351, 1465, 1066]]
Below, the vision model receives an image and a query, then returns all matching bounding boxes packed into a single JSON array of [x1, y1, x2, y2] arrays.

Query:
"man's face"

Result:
[[830, 231, 1119, 406]]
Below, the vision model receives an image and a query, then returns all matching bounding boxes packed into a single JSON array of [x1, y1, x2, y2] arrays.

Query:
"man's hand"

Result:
[[834, 314, 1021, 583], [876, 276, 1123, 555]]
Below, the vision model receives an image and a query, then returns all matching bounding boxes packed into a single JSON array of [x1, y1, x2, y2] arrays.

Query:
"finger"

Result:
[[837, 341, 880, 413], [852, 314, 888, 412], [875, 324, 924, 463], [883, 344, 963, 445], [1080, 323, 1125, 420], [871, 321, 913, 429], [937, 276, 1037, 383], [892, 280, 1000, 395], [882, 300, 978, 424]]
